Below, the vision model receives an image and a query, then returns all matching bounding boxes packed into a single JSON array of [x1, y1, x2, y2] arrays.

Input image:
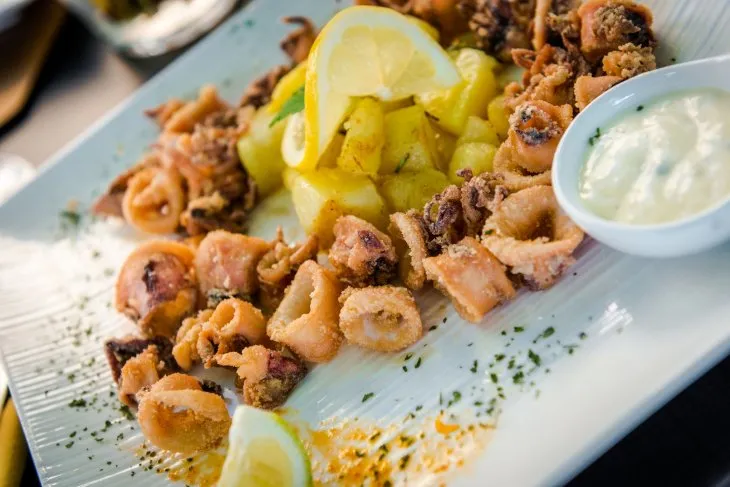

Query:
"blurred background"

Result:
[[0, 1, 728, 486]]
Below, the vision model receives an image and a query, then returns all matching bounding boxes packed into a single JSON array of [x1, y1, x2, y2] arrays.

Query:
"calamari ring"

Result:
[[338, 286, 423, 353], [137, 373, 230, 454], [122, 166, 185, 235], [118, 345, 161, 407], [388, 212, 428, 290], [577, 0, 655, 62], [197, 298, 267, 367], [508, 101, 573, 175], [173, 309, 213, 371], [115, 241, 197, 338], [267, 260, 343, 363], [423, 237, 516, 323], [574, 75, 622, 111], [162, 85, 228, 134], [482, 185, 584, 290], [492, 143, 553, 192]]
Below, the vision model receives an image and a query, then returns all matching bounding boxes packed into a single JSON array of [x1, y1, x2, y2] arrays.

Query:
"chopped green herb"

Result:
[[399, 454, 412, 470], [404, 352, 414, 361], [69, 431, 77, 438], [415, 405, 423, 411], [636, 105, 645, 112], [447, 390, 462, 407], [269, 86, 304, 127], [414, 357, 422, 369], [588, 127, 602, 146], [402, 366, 408, 372], [483, 229, 494, 235], [470, 360, 478, 373], [490, 373, 498, 383], [579, 332, 588, 340], [394, 153, 411, 173], [514, 326, 524, 333], [362, 392, 375, 403], [65, 441, 74, 449], [536, 326, 555, 341], [473, 400, 483, 407], [500, 330, 507, 336], [507, 358, 515, 369], [60, 210, 81, 228], [119, 405, 134, 420], [564, 344, 579, 355], [494, 353, 505, 362], [429, 325, 438, 331], [528, 349, 541, 366], [69, 398, 87, 408], [513, 371, 525, 384], [439, 392, 443, 405]]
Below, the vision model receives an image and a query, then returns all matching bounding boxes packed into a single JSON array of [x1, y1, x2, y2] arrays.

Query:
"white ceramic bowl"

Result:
[[553, 54, 730, 258]]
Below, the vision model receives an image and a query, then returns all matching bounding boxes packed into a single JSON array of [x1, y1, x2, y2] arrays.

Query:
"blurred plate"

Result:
[[60, 0, 239, 57], [0, 1, 729, 486]]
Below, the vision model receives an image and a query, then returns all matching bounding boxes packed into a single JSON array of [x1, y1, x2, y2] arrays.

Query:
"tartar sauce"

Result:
[[579, 88, 730, 225]]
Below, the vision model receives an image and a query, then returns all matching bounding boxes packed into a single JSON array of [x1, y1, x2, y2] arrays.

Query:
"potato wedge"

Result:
[[379, 169, 450, 213], [237, 105, 288, 198], [336, 98, 385, 176], [448, 142, 497, 183], [288, 167, 387, 247], [488, 95, 510, 140], [416, 48, 498, 135], [458, 116, 500, 146], [381, 105, 439, 174]]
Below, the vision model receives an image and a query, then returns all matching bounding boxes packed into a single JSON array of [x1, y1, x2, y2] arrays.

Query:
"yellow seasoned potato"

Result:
[[431, 123, 457, 172], [416, 48, 499, 135], [458, 116, 500, 146], [336, 98, 385, 176], [448, 142, 497, 183], [318, 132, 345, 168], [381, 105, 439, 174], [288, 167, 387, 246], [237, 105, 287, 198], [379, 169, 450, 213], [488, 95, 510, 140]]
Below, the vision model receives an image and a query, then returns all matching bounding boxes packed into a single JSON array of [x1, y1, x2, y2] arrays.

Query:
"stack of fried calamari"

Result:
[[92, 17, 317, 236], [102, 0, 658, 456]]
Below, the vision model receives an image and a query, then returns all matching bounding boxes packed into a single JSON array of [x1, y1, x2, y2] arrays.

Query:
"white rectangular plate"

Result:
[[1, 1, 729, 486]]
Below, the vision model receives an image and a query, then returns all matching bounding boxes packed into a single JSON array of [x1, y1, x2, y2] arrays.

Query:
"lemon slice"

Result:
[[302, 5, 461, 169], [217, 406, 312, 487]]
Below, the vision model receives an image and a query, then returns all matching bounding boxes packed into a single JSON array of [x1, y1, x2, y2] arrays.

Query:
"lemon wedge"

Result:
[[301, 5, 461, 169], [217, 406, 312, 487]]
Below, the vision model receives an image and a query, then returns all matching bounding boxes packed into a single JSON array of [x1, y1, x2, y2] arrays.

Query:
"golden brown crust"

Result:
[[577, 0, 655, 62], [388, 212, 429, 290], [329, 216, 398, 287], [194, 230, 271, 306], [602, 42, 656, 79], [508, 100, 573, 174], [173, 309, 213, 371], [423, 236, 516, 323], [267, 261, 343, 363], [115, 241, 198, 338], [137, 373, 230, 454], [482, 185, 584, 289], [574, 74, 622, 111], [338, 286, 423, 352], [121, 166, 185, 235], [118, 345, 163, 407]]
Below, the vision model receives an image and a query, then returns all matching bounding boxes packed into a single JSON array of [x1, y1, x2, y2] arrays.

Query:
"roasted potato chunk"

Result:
[[448, 143, 497, 183], [237, 105, 287, 198], [380, 105, 440, 174], [416, 49, 498, 135], [287, 167, 387, 247], [336, 98, 385, 176], [488, 95, 510, 140], [458, 116, 500, 146], [379, 168, 450, 213]]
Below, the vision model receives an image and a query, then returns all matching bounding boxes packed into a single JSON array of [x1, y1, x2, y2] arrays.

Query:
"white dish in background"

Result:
[[554, 54, 730, 258], [0, 1, 729, 487]]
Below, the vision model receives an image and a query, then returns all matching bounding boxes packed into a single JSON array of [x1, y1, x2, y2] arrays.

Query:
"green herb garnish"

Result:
[[470, 360, 478, 373], [269, 86, 305, 127], [588, 127, 602, 146], [528, 349, 541, 366], [394, 153, 411, 173], [362, 392, 375, 403]]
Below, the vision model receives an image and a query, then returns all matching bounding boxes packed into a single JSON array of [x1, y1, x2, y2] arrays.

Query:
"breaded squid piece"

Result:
[[577, 0, 655, 62], [104, 335, 177, 384], [602, 42, 656, 79], [257, 229, 319, 314], [338, 286, 423, 353], [508, 101, 573, 174], [423, 237, 516, 323], [574, 75, 622, 111], [267, 261, 343, 363], [92, 153, 161, 219], [117, 345, 164, 407], [137, 373, 231, 455], [116, 241, 198, 338], [172, 309, 213, 371], [194, 230, 271, 307], [493, 101, 572, 191], [122, 166, 185, 234], [482, 185, 584, 289], [161, 85, 228, 134], [216, 345, 307, 410], [329, 216, 398, 287], [197, 298, 267, 368], [388, 212, 429, 290]]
